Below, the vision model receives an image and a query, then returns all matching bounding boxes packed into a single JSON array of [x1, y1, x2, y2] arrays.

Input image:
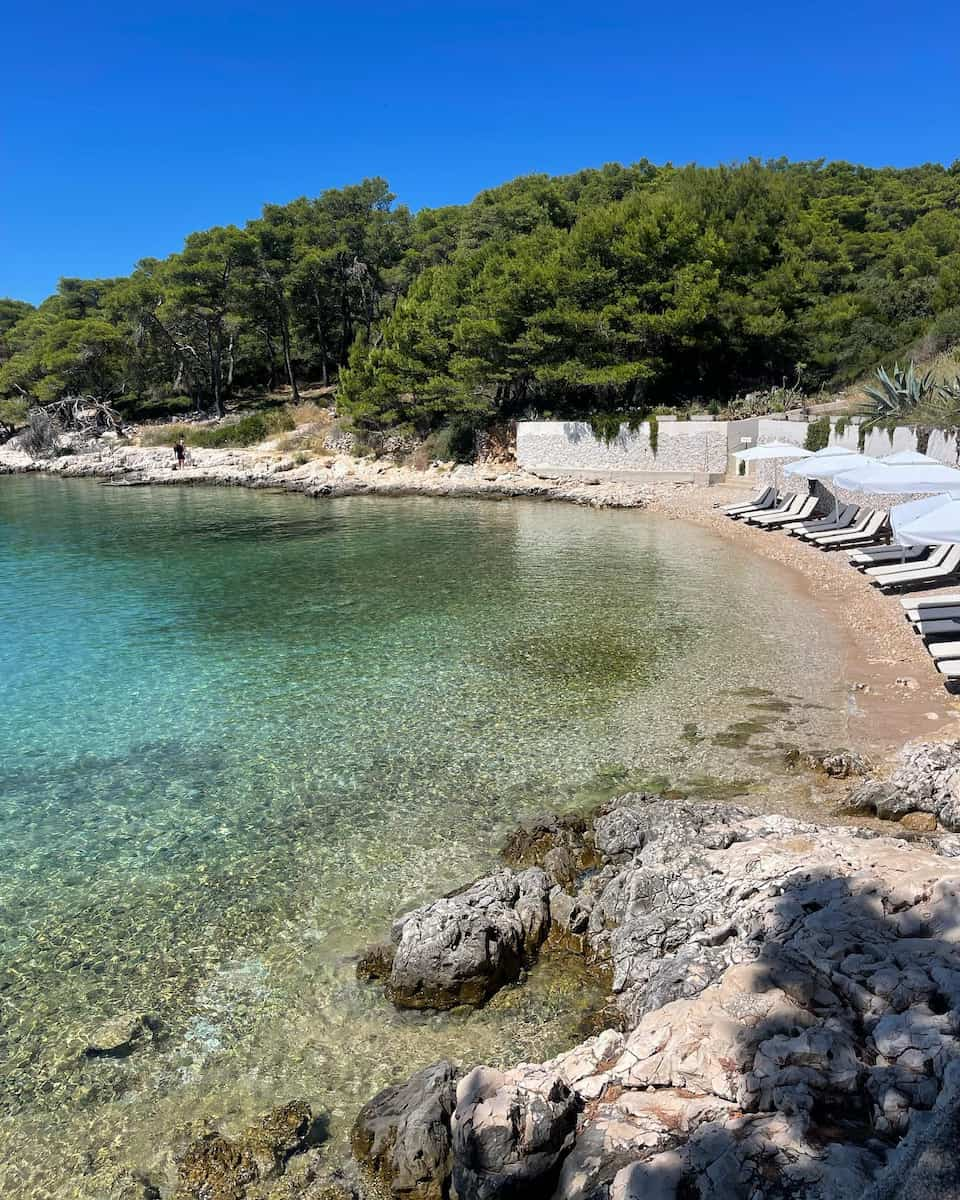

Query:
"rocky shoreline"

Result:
[[0, 440, 651, 509], [158, 746, 960, 1200], [343, 773, 960, 1200]]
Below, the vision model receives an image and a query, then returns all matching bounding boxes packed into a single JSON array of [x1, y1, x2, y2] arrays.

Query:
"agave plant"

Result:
[[860, 361, 937, 428]]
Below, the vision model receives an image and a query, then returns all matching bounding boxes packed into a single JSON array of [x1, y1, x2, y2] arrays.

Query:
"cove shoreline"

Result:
[[4, 437, 957, 766]]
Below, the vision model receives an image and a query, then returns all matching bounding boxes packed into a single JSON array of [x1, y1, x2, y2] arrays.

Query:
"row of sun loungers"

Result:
[[899, 594, 960, 680], [724, 488, 892, 549], [723, 485, 960, 688]]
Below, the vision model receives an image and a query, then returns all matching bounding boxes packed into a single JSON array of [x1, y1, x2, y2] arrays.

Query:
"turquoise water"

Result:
[[0, 477, 847, 1197]]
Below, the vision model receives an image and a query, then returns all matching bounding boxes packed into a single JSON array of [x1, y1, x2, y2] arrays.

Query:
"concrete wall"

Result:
[[515, 420, 729, 482]]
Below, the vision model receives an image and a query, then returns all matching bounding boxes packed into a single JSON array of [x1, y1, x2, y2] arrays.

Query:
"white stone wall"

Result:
[[517, 417, 960, 486], [516, 420, 728, 478]]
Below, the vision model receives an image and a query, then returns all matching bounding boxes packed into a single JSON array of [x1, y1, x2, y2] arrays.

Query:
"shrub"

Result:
[[141, 409, 295, 449], [22, 408, 61, 458], [0, 397, 29, 437], [804, 416, 831, 452], [419, 418, 479, 464], [924, 308, 960, 356]]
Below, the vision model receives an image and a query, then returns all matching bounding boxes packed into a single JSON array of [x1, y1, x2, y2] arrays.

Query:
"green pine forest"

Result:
[[3, 159, 960, 437]]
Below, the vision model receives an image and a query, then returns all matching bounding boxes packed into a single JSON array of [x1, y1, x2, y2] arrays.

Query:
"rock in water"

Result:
[[174, 1101, 312, 1199], [84, 1012, 156, 1058], [385, 868, 551, 1009], [352, 1060, 460, 1200], [356, 941, 394, 983], [451, 1065, 578, 1200], [501, 812, 590, 869]]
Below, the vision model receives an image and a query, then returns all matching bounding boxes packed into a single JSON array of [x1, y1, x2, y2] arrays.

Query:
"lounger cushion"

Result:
[[927, 640, 960, 659], [907, 605, 960, 622], [900, 593, 960, 610]]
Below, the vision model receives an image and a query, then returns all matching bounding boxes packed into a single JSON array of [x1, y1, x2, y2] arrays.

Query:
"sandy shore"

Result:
[[647, 483, 960, 758]]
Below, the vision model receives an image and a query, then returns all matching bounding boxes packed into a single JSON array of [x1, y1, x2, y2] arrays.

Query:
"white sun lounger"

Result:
[[915, 618, 960, 637], [871, 545, 960, 590], [865, 544, 951, 578], [906, 605, 960, 624], [924, 640, 960, 660], [722, 486, 777, 516], [785, 504, 859, 538], [729, 489, 791, 520], [809, 511, 888, 548], [935, 660, 960, 680], [749, 495, 818, 528], [739, 492, 796, 520], [849, 545, 928, 568], [900, 593, 960, 610]]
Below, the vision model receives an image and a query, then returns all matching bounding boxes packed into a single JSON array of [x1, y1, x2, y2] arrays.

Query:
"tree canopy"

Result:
[[3, 159, 960, 430]]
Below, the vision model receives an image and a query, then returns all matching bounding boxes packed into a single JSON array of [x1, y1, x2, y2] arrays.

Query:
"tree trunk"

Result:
[[264, 331, 279, 390], [277, 311, 299, 402], [208, 324, 224, 417], [312, 287, 329, 385], [225, 333, 236, 392]]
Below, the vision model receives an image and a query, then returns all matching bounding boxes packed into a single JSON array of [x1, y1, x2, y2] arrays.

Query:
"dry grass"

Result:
[[287, 401, 333, 426], [272, 429, 334, 459]]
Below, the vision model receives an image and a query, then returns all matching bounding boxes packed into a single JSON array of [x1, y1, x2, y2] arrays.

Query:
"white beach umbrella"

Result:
[[782, 451, 884, 523], [832, 463, 960, 494], [732, 442, 812, 461], [732, 441, 812, 489], [894, 494, 960, 547], [889, 493, 958, 544], [783, 451, 878, 481], [880, 450, 940, 466]]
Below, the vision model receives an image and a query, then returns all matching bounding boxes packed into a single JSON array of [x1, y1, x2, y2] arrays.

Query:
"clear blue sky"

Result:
[[4, 0, 958, 305]]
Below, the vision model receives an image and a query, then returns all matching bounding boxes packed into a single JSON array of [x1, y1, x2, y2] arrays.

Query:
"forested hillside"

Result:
[[2, 160, 960, 435]]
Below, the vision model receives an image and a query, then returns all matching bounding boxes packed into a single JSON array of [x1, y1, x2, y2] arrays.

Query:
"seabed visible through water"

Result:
[[0, 476, 850, 1197]]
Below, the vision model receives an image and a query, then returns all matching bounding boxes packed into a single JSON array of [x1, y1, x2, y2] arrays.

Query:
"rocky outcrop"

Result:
[[848, 739, 960, 829], [362, 868, 553, 1010], [352, 794, 960, 1200], [0, 442, 650, 510], [352, 1061, 460, 1200], [451, 1066, 579, 1200]]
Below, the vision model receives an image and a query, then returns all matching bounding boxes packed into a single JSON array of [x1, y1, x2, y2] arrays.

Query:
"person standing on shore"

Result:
[[174, 436, 186, 470]]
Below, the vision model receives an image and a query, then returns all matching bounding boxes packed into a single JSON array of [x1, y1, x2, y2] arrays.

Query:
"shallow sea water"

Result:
[[0, 477, 848, 1196]]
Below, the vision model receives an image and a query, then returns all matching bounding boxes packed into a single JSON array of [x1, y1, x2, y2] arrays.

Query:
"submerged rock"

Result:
[[83, 1011, 157, 1058], [501, 812, 591, 870], [785, 748, 870, 778], [174, 1101, 312, 1199], [380, 868, 552, 1010], [355, 941, 394, 984]]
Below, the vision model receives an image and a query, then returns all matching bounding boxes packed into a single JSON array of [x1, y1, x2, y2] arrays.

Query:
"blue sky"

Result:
[[4, 0, 959, 305]]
